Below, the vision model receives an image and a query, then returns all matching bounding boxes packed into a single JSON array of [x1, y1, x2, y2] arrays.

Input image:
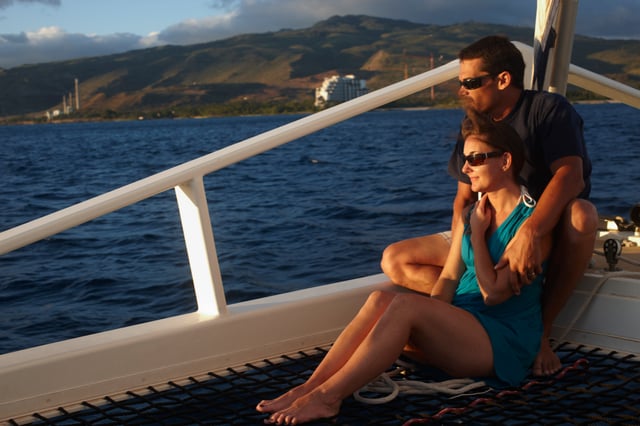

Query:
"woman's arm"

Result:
[[431, 208, 467, 303], [471, 195, 552, 305]]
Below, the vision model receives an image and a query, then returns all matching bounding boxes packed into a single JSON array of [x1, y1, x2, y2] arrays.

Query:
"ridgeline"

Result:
[[1, 15, 639, 123]]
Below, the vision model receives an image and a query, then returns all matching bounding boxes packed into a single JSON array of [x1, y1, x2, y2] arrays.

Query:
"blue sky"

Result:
[[0, 0, 222, 36], [1, 0, 639, 69]]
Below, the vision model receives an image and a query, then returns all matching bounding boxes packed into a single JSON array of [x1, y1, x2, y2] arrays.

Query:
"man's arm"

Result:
[[471, 195, 553, 305], [526, 155, 585, 235], [497, 156, 585, 288]]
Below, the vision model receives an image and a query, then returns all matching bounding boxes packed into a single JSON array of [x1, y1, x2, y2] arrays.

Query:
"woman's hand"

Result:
[[470, 194, 492, 237]]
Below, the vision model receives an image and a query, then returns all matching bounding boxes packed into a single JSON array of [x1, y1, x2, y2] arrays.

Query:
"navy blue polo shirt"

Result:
[[448, 90, 591, 200]]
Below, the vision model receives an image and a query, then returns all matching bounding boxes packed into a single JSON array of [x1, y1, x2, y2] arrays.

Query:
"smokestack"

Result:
[[430, 53, 435, 101], [75, 78, 80, 110]]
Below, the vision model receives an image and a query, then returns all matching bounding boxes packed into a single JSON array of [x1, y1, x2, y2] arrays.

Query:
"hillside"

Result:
[[1, 15, 639, 119]]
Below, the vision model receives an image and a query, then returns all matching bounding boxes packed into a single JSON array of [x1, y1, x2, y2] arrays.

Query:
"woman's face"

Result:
[[462, 136, 507, 193]]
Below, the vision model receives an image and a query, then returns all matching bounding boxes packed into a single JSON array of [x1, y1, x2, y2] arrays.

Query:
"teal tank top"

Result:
[[453, 200, 544, 387]]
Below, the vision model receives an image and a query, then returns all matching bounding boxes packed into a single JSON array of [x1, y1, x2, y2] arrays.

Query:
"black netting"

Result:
[[10, 343, 640, 425]]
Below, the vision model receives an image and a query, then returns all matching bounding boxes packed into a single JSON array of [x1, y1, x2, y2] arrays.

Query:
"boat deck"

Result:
[[6, 238, 640, 426], [8, 342, 640, 425]]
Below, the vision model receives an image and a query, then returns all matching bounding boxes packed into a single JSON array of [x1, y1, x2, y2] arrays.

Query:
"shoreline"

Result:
[[0, 99, 624, 126]]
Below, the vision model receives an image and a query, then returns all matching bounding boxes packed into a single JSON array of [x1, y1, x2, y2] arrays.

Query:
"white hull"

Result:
[[2, 1, 640, 419], [2, 263, 640, 422]]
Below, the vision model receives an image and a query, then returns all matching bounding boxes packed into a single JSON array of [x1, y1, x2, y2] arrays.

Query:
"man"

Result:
[[380, 35, 598, 376]]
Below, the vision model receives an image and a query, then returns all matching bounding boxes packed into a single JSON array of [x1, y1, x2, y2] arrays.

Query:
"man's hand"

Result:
[[494, 218, 543, 294]]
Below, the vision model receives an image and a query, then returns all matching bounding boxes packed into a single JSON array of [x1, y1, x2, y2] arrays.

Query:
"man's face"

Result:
[[458, 58, 499, 115]]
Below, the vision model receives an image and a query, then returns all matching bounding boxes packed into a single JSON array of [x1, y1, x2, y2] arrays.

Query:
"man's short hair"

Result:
[[458, 35, 526, 89]]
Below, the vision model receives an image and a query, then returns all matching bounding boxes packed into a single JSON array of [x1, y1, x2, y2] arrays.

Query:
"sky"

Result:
[[1, 0, 639, 69]]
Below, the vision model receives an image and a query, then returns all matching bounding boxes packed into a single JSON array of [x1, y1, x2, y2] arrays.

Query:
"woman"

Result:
[[256, 112, 552, 425]]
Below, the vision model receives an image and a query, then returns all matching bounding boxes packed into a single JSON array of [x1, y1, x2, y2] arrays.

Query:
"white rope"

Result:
[[356, 270, 640, 405], [353, 367, 489, 405], [356, 260, 640, 405]]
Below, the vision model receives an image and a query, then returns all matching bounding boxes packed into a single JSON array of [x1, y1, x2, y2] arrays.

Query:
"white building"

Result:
[[315, 75, 367, 107]]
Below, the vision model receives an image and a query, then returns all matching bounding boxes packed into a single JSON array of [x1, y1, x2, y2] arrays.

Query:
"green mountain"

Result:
[[1, 15, 639, 119]]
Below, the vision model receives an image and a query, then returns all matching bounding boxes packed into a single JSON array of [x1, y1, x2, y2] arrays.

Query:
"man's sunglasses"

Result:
[[463, 151, 503, 166], [459, 74, 494, 90]]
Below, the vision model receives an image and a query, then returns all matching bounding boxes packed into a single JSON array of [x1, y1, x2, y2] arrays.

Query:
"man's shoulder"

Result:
[[516, 90, 579, 122], [524, 90, 569, 105], [521, 90, 571, 108]]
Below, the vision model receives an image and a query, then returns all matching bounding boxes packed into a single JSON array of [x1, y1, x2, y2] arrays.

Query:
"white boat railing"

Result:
[[1, 43, 639, 318], [0, 59, 461, 316], [2, 40, 640, 423], [568, 64, 640, 109]]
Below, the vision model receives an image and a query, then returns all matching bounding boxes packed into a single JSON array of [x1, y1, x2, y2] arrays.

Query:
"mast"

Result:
[[548, 0, 579, 95], [532, 0, 559, 90], [532, 0, 579, 95]]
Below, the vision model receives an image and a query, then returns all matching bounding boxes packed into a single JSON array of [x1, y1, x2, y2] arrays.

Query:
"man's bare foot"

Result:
[[256, 384, 312, 414], [532, 338, 562, 376], [264, 389, 340, 425]]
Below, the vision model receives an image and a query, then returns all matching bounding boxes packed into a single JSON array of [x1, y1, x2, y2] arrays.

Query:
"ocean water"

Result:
[[1, 104, 639, 354]]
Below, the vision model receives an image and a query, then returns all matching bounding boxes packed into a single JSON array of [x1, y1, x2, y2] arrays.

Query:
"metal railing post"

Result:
[[175, 177, 227, 316]]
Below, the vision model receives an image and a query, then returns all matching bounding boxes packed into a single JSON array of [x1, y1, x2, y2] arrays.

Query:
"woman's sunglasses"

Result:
[[463, 151, 503, 166], [459, 74, 494, 90]]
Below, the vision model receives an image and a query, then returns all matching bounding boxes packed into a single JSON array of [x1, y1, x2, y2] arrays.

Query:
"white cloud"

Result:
[[1, 0, 639, 69], [150, 0, 539, 46], [26, 25, 63, 40], [157, 12, 239, 45], [139, 31, 161, 48], [0, 27, 156, 68], [0, 0, 60, 8]]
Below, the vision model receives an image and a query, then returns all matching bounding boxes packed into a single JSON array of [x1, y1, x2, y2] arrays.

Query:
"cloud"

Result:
[[156, 0, 537, 46], [157, 12, 240, 46], [1, 0, 639, 69], [0, 0, 60, 9], [0, 27, 151, 68], [160, 0, 640, 43]]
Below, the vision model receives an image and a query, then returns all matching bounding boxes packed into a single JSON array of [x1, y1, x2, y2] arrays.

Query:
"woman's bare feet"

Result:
[[264, 389, 341, 425], [532, 338, 562, 376], [256, 384, 312, 414]]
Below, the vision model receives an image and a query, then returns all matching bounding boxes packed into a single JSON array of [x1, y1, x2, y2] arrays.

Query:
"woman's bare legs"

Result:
[[256, 290, 397, 414], [262, 293, 494, 425]]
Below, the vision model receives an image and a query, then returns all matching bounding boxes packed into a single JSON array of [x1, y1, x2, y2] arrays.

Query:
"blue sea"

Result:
[[1, 104, 639, 354]]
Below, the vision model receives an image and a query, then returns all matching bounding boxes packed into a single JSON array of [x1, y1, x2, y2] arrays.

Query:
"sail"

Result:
[[532, 0, 560, 91]]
